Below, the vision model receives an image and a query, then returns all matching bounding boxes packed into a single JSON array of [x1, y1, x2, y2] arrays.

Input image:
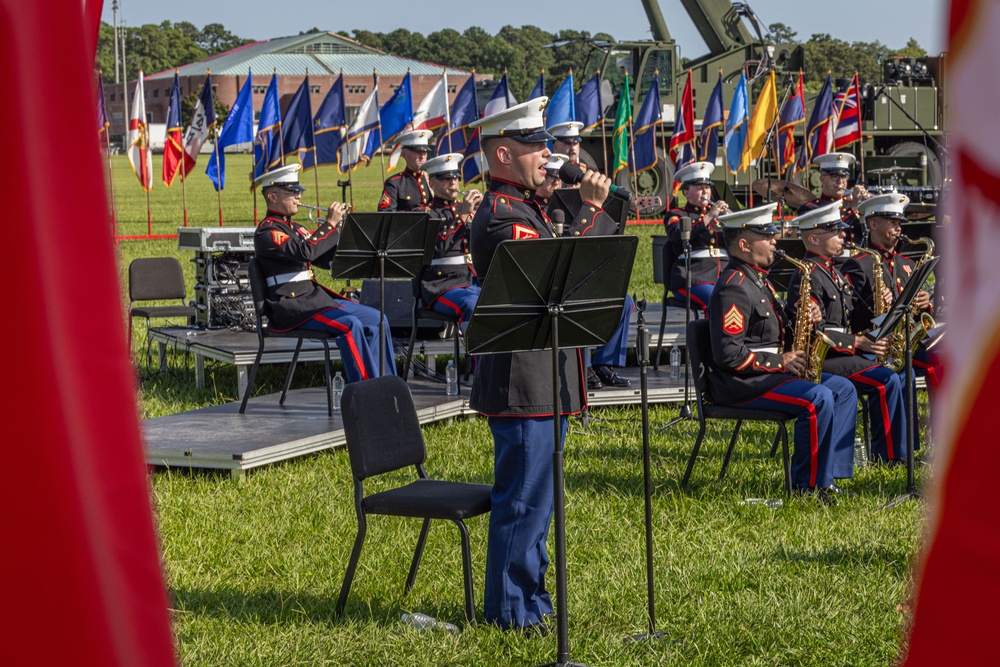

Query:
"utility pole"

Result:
[[112, 0, 119, 84]]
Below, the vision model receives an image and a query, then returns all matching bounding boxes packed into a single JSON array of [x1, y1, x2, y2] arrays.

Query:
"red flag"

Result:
[[1, 0, 176, 665], [900, 2, 1000, 664], [162, 71, 192, 186]]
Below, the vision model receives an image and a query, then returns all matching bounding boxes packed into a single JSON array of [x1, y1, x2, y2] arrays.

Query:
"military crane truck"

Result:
[[573, 0, 946, 215]]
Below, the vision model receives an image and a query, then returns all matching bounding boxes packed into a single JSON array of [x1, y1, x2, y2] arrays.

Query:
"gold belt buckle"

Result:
[[709, 248, 721, 258]]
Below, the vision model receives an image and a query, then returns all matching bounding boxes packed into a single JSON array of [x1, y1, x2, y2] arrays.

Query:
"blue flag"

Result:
[[207, 71, 253, 191], [436, 74, 478, 154], [576, 73, 603, 132], [629, 77, 661, 173], [546, 72, 575, 130], [282, 76, 315, 161], [254, 73, 283, 181], [528, 71, 545, 101], [482, 73, 516, 118], [302, 73, 346, 171], [462, 129, 484, 184], [799, 73, 835, 169], [379, 71, 413, 145], [724, 73, 749, 174], [699, 72, 724, 164]]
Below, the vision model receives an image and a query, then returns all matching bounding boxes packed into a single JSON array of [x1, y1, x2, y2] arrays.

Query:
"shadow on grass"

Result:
[[773, 543, 914, 576], [170, 585, 475, 629]]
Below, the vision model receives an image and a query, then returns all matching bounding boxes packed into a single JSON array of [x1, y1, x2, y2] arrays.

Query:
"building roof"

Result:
[[146, 32, 471, 81]]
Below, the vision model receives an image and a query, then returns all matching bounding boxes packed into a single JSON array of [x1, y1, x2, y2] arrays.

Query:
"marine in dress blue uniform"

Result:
[[468, 98, 614, 630], [378, 130, 432, 212], [418, 152, 482, 326], [548, 121, 584, 166], [797, 153, 871, 253], [708, 203, 857, 503], [843, 193, 941, 445], [787, 201, 907, 467], [252, 164, 396, 383], [663, 161, 731, 312]]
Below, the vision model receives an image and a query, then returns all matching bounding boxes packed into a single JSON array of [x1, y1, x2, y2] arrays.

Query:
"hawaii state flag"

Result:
[[669, 71, 696, 170], [833, 72, 862, 150], [774, 71, 805, 178], [900, 2, 1000, 665], [126, 70, 152, 191]]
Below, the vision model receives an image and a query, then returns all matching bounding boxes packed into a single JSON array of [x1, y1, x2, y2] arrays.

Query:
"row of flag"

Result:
[[664, 68, 863, 180], [98, 66, 865, 197]]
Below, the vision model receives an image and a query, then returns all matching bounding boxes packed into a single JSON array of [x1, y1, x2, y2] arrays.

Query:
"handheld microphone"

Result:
[[551, 209, 565, 236], [558, 162, 634, 203]]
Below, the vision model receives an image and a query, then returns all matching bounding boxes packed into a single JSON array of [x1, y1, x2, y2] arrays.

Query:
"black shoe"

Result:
[[793, 486, 838, 506], [587, 367, 604, 390], [594, 365, 631, 387], [826, 483, 855, 498]]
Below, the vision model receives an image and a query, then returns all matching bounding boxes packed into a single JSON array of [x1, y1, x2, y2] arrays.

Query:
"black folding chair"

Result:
[[335, 375, 491, 625], [238, 258, 336, 416], [127, 257, 197, 371], [681, 319, 795, 496]]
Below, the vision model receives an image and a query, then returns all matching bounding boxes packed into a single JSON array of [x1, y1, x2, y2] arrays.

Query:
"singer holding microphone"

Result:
[[468, 97, 613, 632], [664, 161, 730, 313], [252, 164, 396, 383]]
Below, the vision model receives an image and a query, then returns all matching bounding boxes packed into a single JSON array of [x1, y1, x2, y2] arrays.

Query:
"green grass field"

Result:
[[116, 154, 924, 666]]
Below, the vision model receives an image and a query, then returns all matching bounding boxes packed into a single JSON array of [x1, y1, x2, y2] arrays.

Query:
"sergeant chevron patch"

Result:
[[723, 304, 745, 334], [270, 230, 290, 246], [512, 224, 539, 240]]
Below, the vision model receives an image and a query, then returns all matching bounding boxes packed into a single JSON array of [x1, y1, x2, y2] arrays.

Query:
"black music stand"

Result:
[[467, 235, 638, 667], [547, 188, 628, 234], [330, 212, 436, 376], [866, 255, 938, 509]]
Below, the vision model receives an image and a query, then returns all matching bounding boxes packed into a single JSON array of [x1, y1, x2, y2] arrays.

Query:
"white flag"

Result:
[[127, 71, 152, 191], [388, 73, 450, 171], [182, 77, 215, 164], [339, 87, 380, 173]]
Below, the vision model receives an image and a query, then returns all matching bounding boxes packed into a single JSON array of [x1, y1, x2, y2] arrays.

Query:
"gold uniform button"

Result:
[[765, 362, 772, 367], [290, 292, 296, 297], [406, 196, 411, 200], [574, 231, 581, 236], [589, 206, 596, 212], [581, 219, 588, 224]]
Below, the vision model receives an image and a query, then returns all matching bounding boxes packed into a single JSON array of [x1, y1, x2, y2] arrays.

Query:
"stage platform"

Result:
[[147, 301, 694, 396], [144, 366, 692, 477]]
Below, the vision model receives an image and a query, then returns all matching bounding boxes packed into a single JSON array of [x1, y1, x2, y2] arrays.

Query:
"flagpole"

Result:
[[598, 70, 609, 175], [447, 69, 454, 154], [99, 70, 118, 236], [655, 70, 671, 211], [375, 69, 386, 182], [628, 105, 641, 223]]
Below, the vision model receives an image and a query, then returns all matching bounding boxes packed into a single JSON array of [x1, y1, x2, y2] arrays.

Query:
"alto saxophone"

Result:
[[845, 242, 892, 366], [893, 235, 939, 368], [775, 250, 835, 383]]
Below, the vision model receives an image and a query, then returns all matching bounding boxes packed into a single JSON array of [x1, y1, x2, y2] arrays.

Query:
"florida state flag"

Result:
[[901, 1, 1000, 664], [1, 0, 176, 664]]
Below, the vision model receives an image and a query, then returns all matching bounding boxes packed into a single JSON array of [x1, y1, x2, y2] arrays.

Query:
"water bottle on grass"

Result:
[[401, 612, 458, 633]]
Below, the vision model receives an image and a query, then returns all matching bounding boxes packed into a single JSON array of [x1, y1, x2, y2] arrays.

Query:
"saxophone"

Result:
[[892, 235, 939, 368], [845, 242, 891, 366], [775, 250, 835, 383]]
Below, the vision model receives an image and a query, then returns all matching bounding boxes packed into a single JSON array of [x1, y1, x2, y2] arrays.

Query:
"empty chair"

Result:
[[127, 257, 197, 369], [335, 375, 491, 625], [239, 257, 337, 416]]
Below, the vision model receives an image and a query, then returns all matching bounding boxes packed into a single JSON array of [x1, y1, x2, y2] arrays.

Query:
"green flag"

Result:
[[611, 72, 632, 178]]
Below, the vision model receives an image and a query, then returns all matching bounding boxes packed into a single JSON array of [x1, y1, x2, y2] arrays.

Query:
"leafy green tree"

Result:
[[349, 30, 384, 51], [768, 22, 798, 44], [896, 37, 927, 57]]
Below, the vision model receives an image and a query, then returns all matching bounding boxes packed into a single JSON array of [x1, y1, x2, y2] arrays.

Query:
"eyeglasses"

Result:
[[434, 175, 460, 181], [278, 187, 303, 197]]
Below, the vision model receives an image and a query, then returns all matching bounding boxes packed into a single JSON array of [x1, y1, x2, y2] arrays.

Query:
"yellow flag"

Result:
[[742, 70, 777, 171]]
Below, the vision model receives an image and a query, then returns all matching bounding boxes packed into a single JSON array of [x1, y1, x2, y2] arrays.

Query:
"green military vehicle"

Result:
[[574, 0, 946, 216]]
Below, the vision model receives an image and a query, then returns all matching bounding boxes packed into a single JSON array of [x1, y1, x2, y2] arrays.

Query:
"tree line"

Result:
[[95, 20, 930, 102]]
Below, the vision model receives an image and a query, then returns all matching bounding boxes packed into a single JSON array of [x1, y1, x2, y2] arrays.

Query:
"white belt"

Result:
[[749, 346, 779, 354], [827, 327, 847, 334], [680, 249, 728, 259], [430, 256, 470, 266], [266, 270, 313, 287]]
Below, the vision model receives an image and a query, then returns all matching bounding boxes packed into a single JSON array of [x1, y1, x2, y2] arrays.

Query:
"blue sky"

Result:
[[104, 0, 947, 57]]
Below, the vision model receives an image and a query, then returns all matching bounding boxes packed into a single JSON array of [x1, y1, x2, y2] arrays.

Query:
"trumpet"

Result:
[[297, 202, 349, 223]]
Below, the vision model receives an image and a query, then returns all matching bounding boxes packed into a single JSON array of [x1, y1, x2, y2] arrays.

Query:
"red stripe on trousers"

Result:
[[312, 313, 369, 380], [850, 372, 895, 460], [675, 288, 708, 311], [436, 295, 464, 321], [762, 391, 819, 487]]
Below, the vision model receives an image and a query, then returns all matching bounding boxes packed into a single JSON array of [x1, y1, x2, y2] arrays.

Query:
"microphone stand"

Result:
[[625, 296, 668, 643], [663, 218, 694, 427]]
